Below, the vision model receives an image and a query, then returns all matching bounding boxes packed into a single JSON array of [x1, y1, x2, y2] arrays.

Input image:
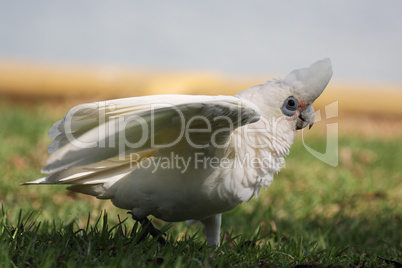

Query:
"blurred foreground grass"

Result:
[[0, 100, 401, 267]]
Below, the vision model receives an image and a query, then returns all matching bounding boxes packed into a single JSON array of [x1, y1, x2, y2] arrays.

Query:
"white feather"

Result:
[[42, 95, 260, 174], [24, 59, 333, 246]]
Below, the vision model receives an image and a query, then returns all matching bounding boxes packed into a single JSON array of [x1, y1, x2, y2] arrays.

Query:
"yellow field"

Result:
[[1, 60, 401, 139], [1, 60, 401, 113]]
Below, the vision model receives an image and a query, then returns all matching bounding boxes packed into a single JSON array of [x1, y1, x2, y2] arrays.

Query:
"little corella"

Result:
[[24, 59, 333, 246]]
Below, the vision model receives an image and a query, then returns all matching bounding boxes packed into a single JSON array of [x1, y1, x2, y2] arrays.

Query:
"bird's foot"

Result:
[[128, 212, 167, 245]]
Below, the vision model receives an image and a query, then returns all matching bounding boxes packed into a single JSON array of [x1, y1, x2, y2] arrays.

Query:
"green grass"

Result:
[[0, 102, 401, 267]]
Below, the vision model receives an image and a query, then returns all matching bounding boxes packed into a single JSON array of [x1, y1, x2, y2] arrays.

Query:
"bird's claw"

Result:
[[128, 211, 167, 245]]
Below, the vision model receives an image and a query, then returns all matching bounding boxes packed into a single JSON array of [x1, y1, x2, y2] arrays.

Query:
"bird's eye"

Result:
[[281, 96, 299, 116]]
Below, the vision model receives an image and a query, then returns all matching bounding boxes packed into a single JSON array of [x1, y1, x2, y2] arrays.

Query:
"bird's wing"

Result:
[[42, 94, 260, 174]]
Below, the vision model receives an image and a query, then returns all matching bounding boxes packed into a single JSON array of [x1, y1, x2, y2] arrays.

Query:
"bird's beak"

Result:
[[296, 105, 315, 130]]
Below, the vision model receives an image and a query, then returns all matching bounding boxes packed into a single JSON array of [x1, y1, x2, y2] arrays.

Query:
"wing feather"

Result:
[[42, 95, 260, 174]]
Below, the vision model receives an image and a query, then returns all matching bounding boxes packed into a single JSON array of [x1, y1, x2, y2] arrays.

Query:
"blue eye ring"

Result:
[[281, 96, 299, 116]]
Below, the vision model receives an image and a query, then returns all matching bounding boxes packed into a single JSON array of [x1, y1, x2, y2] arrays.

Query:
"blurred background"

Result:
[[0, 0, 401, 253], [1, 1, 402, 124]]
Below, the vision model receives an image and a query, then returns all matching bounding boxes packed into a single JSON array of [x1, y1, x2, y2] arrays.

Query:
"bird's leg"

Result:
[[200, 213, 222, 247], [128, 212, 166, 245]]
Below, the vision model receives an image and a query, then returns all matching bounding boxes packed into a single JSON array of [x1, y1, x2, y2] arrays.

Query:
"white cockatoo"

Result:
[[24, 58, 333, 246]]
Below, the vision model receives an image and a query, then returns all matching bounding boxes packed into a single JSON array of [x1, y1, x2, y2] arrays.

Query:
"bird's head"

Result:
[[238, 58, 333, 134], [281, 58, 333, 130]]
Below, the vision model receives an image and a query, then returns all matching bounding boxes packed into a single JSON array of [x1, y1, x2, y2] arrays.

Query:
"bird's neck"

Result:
[[202, 117, 296, 207], [220, 118, 295, 200]]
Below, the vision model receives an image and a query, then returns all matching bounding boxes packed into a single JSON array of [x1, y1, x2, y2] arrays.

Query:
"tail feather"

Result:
[[67, 184, 110, 199], [22, 150, 157, 199], [20, 177, 47, 185]]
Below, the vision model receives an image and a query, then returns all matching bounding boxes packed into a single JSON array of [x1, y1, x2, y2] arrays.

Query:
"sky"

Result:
[[0, 0, 401, 84]]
